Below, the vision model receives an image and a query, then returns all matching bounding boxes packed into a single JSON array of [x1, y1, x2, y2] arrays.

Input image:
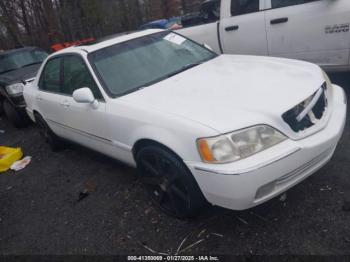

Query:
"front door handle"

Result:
[[59, 101, 70, 108], [270, 17, 288, 25], [36, 95, 43, 101], [225, 25, 239, 31]]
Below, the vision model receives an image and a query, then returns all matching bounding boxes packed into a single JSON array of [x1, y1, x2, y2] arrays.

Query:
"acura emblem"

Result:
[[296, 88, 324, 122]]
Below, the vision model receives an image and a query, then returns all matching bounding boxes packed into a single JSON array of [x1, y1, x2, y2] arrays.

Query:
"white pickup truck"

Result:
[[179, 0, 350, 72]]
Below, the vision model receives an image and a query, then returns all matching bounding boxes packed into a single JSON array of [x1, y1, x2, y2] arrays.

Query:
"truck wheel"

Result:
[[35, 114, 65, 152], [136, 145, 208, 219], [3, 100, 29, 128]]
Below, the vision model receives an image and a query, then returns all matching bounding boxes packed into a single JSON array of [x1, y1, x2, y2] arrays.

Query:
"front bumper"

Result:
[[185, 84, 347, 210]]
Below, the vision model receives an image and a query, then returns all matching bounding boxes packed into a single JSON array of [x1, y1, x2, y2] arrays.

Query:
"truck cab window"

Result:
[[231, 0, 259, 16], [181, 0, 221, 27], [201, 0, 221, 21], [271, 0, 320, 9]]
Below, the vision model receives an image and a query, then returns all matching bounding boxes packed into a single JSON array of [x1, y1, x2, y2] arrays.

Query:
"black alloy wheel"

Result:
[[136, 145, 207, 218]]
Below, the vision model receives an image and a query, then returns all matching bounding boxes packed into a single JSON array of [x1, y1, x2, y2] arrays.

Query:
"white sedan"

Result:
[[24, 29, 347, 218]]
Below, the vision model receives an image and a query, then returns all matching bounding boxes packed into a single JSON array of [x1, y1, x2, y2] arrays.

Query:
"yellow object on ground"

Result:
[[0, 147, 23, 173]]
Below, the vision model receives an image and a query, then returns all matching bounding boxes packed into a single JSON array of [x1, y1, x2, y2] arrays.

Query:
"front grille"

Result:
[[10, 94, 26, 107], [282, 83, 328, 132]]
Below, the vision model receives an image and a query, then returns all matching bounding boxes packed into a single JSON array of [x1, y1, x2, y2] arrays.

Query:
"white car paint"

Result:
[[178, 0, 350, 72], [123, 55, 327, 138], [24, 29, 347, 211]]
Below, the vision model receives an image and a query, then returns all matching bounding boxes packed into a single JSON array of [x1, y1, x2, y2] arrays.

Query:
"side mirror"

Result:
[[204, 43, 213, 51], [73, 87, 99, 109]]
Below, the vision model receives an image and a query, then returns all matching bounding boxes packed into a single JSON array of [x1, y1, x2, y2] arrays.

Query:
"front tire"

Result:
[[136, 145, 208, 219], [3, 100, 29, 128]]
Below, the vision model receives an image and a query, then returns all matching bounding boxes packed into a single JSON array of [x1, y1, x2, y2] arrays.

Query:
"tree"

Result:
[[41, 0, 63, 44], [19, 0, 33, 44], [0, 0, 202, 50], [0, 0, 22, 46]]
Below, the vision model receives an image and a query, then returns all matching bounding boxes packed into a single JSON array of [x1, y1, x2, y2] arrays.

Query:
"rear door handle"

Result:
[[36, 95, 43, 101], [225, 25, 239, 31], [270, 17, 288, 25]]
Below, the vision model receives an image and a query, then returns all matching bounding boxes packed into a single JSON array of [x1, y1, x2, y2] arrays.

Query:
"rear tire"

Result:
[[3, 100, 29, 128], [35, 114, 65, 152], [136, 145, 208, 219]]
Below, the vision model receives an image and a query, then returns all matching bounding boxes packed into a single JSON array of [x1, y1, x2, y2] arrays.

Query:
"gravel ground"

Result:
[[0, 73, 349, 255]]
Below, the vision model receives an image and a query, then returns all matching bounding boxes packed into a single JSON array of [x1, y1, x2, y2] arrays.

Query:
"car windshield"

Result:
[[89, 31, 217, 97], [0, 49, 48, 74]]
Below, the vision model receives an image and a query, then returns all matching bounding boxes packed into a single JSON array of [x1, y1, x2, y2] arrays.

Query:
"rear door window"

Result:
[[39, 57, 62, 93]]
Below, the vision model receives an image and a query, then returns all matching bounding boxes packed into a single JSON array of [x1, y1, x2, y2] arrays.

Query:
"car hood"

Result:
[[0, 63, 41, 85], [120, 55, 325, 134]]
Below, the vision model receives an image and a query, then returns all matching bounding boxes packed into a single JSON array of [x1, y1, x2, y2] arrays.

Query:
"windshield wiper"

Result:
[[165, 62, 202, 79]]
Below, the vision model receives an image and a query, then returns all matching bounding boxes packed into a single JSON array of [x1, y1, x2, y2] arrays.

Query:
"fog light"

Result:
[[255, 182, 276, 200]]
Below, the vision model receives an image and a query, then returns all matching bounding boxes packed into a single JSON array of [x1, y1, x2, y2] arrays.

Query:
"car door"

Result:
[[265, 0, 350, 69], [36, 56, 68, 137], [58, 54, 111, 151], [219, 0, 268, 55]]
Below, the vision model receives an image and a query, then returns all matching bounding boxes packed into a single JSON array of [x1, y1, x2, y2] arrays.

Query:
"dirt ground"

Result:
[[0, 73, 350, 255]]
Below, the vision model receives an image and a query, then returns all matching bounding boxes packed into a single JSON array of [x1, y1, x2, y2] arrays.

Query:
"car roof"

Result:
[[54, 29, 164, 55], [0, 47, 38, 57]]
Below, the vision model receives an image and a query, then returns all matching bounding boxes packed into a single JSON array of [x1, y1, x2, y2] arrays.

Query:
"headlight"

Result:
[[197, 125, 286, 164], [6, 83, 24, 95]]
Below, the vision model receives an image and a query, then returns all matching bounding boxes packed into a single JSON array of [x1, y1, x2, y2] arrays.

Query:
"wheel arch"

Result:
[[32, 110, 42, 122], [132, 139, 184, 162], [129, 125, 201, 164]]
